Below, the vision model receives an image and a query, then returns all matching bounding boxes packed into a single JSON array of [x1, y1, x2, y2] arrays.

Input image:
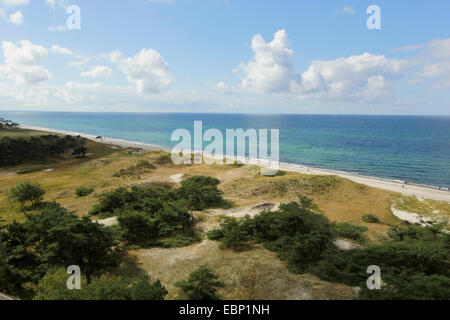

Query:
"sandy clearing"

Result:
[[170, 173, 184, 183], [202, 202, 280, 218], [96, 216, 118, 227], [333, 239, 360, 250], [390, 206, 434, 226]]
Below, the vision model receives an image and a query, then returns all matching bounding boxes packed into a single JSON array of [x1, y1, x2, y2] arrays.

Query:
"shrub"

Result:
[[207, 217, 250, 251], [179, 175, 227, 210], [75, 187, 94, 197], [117, 210, 158, 246], [175, 265, 225, 300], [10, 182, 45, 206], [333, 222, 368, 243], [362, 214, 380, 223], [34, 269, 167, 300]]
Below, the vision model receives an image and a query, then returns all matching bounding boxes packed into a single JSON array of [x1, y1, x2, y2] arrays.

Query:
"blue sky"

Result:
[[0, 0, 449, 114]]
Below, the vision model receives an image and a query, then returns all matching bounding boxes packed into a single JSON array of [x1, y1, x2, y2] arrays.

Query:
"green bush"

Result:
[[34, 269, 167, 300], [333, 222, 368, 243], [0, 204, 119, 297], [175, 265, 225, 300], [179, 175, 228, 210], [11, 182, 45, 206], [75, 187, 94, 197], [362, 214, 380, 223]]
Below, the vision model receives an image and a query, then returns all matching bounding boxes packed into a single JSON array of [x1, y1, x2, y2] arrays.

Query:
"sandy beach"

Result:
[[20, 124, 450, 203]]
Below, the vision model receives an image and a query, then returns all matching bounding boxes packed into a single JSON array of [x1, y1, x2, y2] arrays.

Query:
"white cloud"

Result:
[[234, 30, 403, 102], [234, 29, 296, 93], [392, 45, 422, 53], [339, 6, 355, 15], [419, 38, 450, 89], [212, 81, 234, 94], [68, 55, 91, 68], [292, 53, 403, 101], [110, 48, 174, 93], [8, 10, 23, 25], [51, 45, 73, 55], [0, 40, 51, 85], [49, 25, 66, 32], [81, 66, 114, 79], [2, 0, 29, 7]]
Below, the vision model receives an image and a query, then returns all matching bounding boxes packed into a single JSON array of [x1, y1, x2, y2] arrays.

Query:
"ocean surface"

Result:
[[2, 111, 450, 189]]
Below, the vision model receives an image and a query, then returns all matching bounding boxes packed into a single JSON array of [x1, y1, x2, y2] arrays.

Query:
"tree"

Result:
[[33, 269, 168, 300], [72, 146, 88, 157], [179, 176, 225, 211], [11, 182, 45, 206], [175, 265, 225, 300], [118, 210, 158, 245], [0, 204, 120, 295]]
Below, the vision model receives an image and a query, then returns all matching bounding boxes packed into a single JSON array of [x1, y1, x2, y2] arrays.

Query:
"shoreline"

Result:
[[19, 124, 450, 203]]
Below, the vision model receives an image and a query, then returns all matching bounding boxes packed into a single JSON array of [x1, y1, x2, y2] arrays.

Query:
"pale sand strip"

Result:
[[19, 125, 450, 203]]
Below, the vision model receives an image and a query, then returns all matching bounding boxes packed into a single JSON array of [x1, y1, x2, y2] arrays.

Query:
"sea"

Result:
[[1, 111, 450, 189]]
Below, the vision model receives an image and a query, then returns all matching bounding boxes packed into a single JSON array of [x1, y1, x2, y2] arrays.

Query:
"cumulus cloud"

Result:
[[8, 10, 23, 25], [51, 45, 73, 55], [419, 38, 450, 89], [110, 48, 174, 93], [234, 29, 296, 93], [291, 53, 403, 101], [0, 40, 51, 85], [81, 66, 114, 79], [234, 30, 403, 102]]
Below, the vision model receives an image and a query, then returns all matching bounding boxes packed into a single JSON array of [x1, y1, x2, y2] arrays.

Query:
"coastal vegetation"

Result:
[[175, 265, 225, 300], [0, 126, 448, 300], [0, 134, 87, 166]]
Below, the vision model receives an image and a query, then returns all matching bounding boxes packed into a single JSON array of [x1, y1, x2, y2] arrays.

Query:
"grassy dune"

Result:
[[3, 128, 439, 299]]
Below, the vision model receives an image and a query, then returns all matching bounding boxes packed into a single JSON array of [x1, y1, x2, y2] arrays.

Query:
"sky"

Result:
[[0, 0, 449, 115]]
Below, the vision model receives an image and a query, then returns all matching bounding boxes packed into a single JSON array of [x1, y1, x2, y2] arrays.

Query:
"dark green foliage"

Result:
[[34, 269, 167, 300], [175, 265, 225, 300], [89, 185, 177, 218], [208, 197, 334, 271], [206, 217, 250, 251], [117, 210, 159, 246], [11, 181, 45, 206], [154, 154, 171, 165], [72, 146, 88, 157], [0, 204, 119, 296], [0, 134, 86, 166], [75, 187, 94, 197], [362, 214, 380, 223], [310, 224, 450, 300], [179, 175, 228, 210], [333, 222, 368, 243], [89, 177, 228, 248]]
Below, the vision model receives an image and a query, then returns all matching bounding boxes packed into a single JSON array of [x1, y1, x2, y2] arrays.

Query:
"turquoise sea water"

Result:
[[2, 111, 450, 189]]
